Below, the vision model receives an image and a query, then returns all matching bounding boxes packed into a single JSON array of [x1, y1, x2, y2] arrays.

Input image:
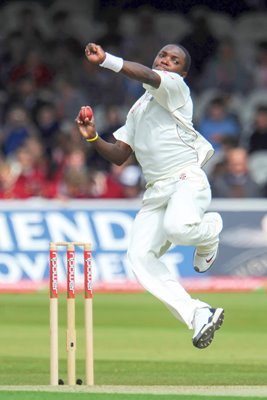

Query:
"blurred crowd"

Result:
[[0, 1, 267, 200]]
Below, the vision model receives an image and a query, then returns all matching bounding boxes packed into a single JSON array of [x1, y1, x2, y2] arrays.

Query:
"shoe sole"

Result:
[[192, 323, 214, 349], [192, 308, 224, 349], [212, 308, 224, 331]]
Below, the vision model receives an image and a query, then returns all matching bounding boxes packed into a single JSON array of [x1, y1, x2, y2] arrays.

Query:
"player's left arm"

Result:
[[85, 43, 161, 88]]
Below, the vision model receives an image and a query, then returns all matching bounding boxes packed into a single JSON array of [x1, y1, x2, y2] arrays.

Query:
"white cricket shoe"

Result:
[[192, 307, 224, 349], [193, 213, 223, 273]]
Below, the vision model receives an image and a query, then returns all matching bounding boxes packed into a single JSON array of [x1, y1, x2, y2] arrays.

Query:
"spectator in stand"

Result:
[[47, 10, 83, 63], [63, 145, 89, 174], [118, 164, 144, 198], [1, 106, 37, 156], [7, 75, 45, 119], [46, 9, 83, 80], [95, 9, 147, 106], [0, 160, 21, 199], [55, 77, 89, 123], [198, 97, 240, 153], [47, 144, 90, 197], [210, 147, 264, 198], [0, 32, 25, 89], [9, 48, 54, 88], [0, 140, 47, 198], [95, 9, 123, 50], [79, 54, 126, 106], [101, 105, 124, 141], [86, 153, 139, 199], [89, 105, 123, 171], [180, 6, 218, 91], [25, 136, 47, 168], [207, 136, 239, 179], [35, 103, 61, 156], [248, 105, 267, 154], [58, 169, 89, 200], [253, 41, 267, 90], [123, 6, 165, 66], [199, 37, 252, 94], [79, 60, 106, 106], [6, 7, 46, 51], [89, 169, 124, 199]]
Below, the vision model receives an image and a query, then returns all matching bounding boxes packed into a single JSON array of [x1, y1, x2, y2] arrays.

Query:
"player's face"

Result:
[[152, 45, 187, 77]]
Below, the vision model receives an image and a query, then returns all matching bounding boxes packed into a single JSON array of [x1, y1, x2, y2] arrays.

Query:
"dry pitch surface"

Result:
[[1, 386, 267, 397]]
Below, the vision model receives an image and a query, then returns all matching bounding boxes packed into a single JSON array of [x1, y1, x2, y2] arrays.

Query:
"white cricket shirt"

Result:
[[113, 70, 214, 185]]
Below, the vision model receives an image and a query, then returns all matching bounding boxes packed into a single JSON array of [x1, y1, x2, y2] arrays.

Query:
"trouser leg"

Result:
[[163, 176, 221, 248], [128, 204, 210, 329]]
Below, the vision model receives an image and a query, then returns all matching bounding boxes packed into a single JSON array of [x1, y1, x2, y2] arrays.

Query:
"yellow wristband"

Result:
[[86, 133, 99, 142]]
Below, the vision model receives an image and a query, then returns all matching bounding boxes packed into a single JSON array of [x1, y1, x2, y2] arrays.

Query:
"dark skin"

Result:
[[76, 43, 188, 166]]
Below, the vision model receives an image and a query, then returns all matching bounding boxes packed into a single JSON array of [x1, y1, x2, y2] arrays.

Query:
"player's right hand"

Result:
[[75, 110, 97, 141], [85, 43, 106, 65]]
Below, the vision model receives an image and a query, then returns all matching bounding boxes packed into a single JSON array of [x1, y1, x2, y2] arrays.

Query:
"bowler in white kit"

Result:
[[76, 42, 224, 349]]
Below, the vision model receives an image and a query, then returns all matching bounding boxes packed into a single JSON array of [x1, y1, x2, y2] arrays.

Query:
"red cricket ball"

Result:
[[79, 106, 93, 122]]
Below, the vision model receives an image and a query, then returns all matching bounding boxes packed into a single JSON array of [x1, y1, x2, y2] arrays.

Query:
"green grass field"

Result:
[[0, 291, 267, 399]]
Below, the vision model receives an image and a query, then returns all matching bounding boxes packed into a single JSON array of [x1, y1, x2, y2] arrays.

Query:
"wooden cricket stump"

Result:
[[49, 242, 58, 386], [49, 241, 94, 386]]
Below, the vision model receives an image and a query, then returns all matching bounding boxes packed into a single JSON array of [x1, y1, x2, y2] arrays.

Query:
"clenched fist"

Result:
[[85, 43, 106, 65]]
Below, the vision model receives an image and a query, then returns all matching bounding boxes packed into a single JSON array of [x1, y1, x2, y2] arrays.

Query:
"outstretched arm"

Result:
[[75, 112, 133, 166], [85, 43, 161, 88]]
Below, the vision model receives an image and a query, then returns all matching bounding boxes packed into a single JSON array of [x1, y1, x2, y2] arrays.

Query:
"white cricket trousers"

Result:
[[127, 165, 221, 329]]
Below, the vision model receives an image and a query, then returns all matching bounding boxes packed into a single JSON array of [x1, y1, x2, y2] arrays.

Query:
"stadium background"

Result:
[[0, 1, 267, 395], [0, 0, 266, 291]]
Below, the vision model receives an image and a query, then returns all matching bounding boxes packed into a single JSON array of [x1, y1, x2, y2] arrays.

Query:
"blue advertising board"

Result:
[[0, 199, 266, 292]]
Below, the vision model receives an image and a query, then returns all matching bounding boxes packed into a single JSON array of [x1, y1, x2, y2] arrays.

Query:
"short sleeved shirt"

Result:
[[113, 70, 202, 185]]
